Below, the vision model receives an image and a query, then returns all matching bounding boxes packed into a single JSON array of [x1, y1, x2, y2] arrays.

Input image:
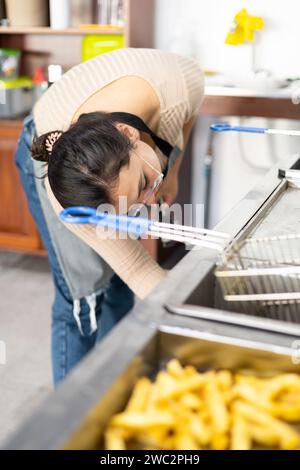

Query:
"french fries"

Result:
[[230, 411, 251, 450], [233, 401, 300, 450], [104, 428, 126, 450], [105, 359, 300, 450], [125, 377, 152, 413]]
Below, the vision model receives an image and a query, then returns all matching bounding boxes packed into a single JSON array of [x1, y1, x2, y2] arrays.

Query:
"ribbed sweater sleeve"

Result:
[[45, 179, 166, 299]]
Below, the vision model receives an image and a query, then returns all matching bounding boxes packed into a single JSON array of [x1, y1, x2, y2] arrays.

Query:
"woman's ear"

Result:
[[116, 123, 140, 143]]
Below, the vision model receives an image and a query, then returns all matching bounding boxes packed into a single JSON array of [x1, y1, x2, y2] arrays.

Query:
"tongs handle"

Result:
[[60, 206, 231, 249], [211, 123, 300, 137], [60, 206, 151, 237], [278, 158, 300, 180], [210, 123, 266, 134]]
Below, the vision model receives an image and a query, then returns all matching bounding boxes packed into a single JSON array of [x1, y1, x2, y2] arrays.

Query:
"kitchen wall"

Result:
[[154, 0, 300, 227], [154, 0, 300, 77]]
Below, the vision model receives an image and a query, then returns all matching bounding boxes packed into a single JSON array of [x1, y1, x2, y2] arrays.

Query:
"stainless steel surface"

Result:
[[3, 155, 300, 449], [216, 233, 300, 321], [166, 304, 300, 336], [148, 155, 299, 312], [47, 325, 300, 450], [285, 170, 300, 188], [278, 159, 300, 188], [165, 156, 300, 335], [3, 301, 300, 450]]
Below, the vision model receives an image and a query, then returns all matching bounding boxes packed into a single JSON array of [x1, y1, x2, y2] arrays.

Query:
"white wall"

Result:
[[154, 0, 300, 227], [155, 0, 300, 77]]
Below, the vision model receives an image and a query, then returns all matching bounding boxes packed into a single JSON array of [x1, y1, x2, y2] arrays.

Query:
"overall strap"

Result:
[[110, 111, 175, 159]]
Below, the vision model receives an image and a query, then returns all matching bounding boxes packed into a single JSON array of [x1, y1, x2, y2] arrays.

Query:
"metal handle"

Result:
[[278, 158, 300, 186], [211, 123, 300, 137], [210, 123, 266, 134], [59, 206, 100, 224], [166, 305, 300, 337], [59, 206, 151, 237], [60, 206, 231, 249]]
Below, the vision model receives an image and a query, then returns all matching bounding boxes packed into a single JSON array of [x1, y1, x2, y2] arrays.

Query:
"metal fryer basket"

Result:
[[215, 233, 300, 322]]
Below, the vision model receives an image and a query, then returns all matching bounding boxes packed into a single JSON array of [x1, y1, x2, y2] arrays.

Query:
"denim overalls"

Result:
[[14, 114, 134, 385]]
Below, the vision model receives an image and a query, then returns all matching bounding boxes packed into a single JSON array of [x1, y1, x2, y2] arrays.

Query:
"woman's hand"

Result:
[[155, 115, 198, 207], [156, 169, 179, 206]]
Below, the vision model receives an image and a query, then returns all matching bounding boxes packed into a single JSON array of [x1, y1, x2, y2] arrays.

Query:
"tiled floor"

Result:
[[0, 251, 53, 446]]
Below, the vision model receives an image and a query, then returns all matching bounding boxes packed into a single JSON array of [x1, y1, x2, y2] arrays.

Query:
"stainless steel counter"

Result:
[[3, 154, 300, 450], [165, 154, 300, 336]]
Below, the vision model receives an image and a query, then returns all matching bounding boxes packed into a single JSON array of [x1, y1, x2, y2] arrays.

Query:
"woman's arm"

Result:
[[157, 114, 199, 205], [45, 179, 166, 299], [157, 56, 204, 205]]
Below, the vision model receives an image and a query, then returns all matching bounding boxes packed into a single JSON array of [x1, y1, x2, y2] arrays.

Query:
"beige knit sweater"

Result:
[[33, 48, 204, 299]]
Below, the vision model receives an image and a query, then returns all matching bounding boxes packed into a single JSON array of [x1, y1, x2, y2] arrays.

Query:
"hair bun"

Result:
[[31, 130, 62, 163]]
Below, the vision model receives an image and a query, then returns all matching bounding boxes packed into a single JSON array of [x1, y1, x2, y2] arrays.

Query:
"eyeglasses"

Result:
[[139, 156, 164, 203], [127, 154, 164, 217]]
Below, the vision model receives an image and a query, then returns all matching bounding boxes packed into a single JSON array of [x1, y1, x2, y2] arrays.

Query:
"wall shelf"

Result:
[[0, 0, 157, 259], [0, 26, 124, 36]]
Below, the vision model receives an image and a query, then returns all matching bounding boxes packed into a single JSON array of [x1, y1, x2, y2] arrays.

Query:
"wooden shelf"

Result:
[[0, 0, 159, 259], [0, 26, 124, 35]]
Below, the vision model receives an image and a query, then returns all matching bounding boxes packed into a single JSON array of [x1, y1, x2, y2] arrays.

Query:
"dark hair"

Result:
[[31, 111, 134, 208]]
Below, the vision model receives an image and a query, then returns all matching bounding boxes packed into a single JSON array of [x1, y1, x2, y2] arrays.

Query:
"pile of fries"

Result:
[[105, 359, 300, 450]]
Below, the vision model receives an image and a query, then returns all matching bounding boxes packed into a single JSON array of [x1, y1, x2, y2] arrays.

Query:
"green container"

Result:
[[0, 77, 33, 89], [81, 34, 125, 62], [0, 48, 21, 79]]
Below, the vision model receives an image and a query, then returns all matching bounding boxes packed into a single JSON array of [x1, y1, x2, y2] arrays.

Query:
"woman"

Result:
[[15, 48, 204, 385]]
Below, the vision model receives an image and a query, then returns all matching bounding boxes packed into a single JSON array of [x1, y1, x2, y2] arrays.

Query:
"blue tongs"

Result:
[[211, 123, 300, 137], [60, 206, 230, 251]]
